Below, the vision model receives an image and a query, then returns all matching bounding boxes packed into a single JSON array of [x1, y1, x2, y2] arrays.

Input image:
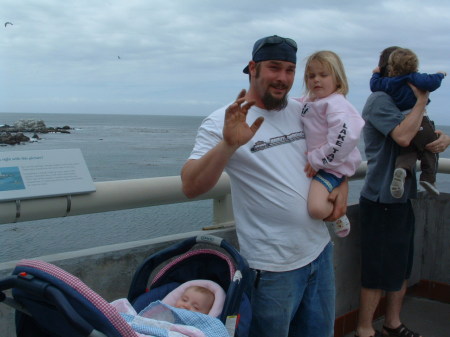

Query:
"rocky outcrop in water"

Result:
[[0, 132, 30, 145], [0, 119, 72, 145]]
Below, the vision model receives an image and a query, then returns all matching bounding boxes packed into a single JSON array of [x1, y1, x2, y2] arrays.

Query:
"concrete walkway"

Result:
[[344, 295, 450, 337]]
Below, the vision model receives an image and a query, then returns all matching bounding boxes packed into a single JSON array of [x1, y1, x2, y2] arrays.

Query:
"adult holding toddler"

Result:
[[370, 47, 446, 197], [182, 35, 348, 337], [356, 46, 450, 337]]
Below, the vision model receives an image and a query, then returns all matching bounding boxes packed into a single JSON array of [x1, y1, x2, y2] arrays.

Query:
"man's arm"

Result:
[[181, 141, 236, 198], [390, 83, 429, 147], [181, 89, 263, 198]]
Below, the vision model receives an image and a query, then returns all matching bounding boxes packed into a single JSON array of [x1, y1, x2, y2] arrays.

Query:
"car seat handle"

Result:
[[196, 235, 223, 246]]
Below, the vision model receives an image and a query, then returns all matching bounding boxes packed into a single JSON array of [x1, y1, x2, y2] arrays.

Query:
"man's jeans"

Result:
[[249, 242, 335, 337]]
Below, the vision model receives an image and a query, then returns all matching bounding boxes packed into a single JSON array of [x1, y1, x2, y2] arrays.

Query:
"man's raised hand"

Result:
[[223, 89, 264, 149]]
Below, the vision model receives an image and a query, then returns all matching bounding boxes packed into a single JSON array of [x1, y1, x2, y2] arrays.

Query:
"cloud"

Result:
[[1, 0, 449, 124]]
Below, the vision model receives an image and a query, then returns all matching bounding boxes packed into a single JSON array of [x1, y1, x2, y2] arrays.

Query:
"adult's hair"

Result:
[[303, 50, 349, 97], [388, 48, 419, 77], [378, 46, 401, 77]]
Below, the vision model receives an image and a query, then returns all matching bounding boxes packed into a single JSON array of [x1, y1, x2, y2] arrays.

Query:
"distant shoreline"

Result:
[[0, 112, 208, 119], [1, 111, 448, 128]]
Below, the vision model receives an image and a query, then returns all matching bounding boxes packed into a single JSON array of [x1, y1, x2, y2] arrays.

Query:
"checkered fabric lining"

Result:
[[17, 259, 138, 337], [151, 249, 236, 286]]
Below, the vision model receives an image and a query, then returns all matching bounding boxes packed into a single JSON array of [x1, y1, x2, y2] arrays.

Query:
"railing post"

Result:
[[211, 194, 235, 229]]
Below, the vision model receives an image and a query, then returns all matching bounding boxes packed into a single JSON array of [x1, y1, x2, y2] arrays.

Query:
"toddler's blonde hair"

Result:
[[303, 50, 349, 98], [388, 48, 419, 77]]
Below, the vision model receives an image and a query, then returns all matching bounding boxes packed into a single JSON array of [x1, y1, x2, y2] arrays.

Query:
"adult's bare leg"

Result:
[[383, 280, 407, 330], [356, 287, 383, 337], [383, 280, 422, 337]]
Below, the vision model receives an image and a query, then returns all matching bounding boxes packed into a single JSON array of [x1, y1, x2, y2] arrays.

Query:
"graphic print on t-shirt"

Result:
[[250, 131, 305, 153]]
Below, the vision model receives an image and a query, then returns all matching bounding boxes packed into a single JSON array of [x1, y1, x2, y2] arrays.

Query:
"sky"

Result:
[[1, 0, 450, 125]]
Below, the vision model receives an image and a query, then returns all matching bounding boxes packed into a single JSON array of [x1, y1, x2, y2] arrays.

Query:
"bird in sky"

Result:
[[118, 56, 121, 59], [4, 22, 13, 27]]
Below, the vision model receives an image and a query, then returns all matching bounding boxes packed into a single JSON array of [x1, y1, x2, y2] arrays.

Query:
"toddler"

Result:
[[296, 51, 364, 237]]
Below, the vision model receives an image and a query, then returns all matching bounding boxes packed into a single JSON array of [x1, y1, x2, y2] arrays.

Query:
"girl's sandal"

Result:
[[383, 324, 421, 337]]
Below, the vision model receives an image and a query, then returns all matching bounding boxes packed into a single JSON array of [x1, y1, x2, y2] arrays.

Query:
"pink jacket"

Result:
[[295, 93, 365, 178]]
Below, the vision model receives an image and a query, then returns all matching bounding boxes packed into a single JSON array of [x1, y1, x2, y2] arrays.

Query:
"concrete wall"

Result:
[[1, 194, 449, 335], [412, 192, 450, 284], [334, 192, 450, 316]]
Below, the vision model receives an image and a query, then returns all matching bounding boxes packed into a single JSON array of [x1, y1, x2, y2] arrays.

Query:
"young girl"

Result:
[[296, 51, 364, 237]]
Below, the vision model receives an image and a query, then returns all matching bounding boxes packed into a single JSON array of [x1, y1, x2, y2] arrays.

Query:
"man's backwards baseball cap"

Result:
[[243, 35, 298, 74]]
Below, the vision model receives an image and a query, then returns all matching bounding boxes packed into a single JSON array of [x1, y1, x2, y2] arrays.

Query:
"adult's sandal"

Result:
[[383, 324, 421, 337]]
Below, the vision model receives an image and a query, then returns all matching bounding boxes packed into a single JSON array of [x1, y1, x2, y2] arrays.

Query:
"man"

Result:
[[181, 35, 348, 337], [356, 46, 446, 337]]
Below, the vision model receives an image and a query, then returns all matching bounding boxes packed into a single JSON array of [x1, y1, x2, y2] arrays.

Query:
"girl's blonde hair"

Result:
[[388, 48, 418, 77], [303, 50, 349, 98]]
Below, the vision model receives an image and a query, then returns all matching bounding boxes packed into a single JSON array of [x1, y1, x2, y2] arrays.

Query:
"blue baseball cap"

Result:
[[243, 35, 298, 74]]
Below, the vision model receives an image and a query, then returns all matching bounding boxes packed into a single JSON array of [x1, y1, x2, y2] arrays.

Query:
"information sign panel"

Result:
[[0, 149, 95, 201]]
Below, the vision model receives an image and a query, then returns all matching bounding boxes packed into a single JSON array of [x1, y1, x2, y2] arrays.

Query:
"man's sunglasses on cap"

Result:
[[253, 36, 298, 57]]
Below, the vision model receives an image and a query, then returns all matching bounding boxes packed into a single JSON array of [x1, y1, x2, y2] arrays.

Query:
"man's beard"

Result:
[[262, 90, 288, 111], [254, 65, 289, 110]]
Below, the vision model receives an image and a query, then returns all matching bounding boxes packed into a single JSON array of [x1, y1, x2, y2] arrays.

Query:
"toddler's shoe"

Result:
[[332, 215, 350, 238], [390, 168, 407, 198], [420, 181, 440, 196]]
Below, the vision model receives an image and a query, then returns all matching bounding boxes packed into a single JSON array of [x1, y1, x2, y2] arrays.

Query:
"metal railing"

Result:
[[1, 158, 450, 225]]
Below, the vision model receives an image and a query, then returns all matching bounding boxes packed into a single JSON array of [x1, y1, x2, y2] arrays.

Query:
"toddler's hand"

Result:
[[304, 162, 317, 178]]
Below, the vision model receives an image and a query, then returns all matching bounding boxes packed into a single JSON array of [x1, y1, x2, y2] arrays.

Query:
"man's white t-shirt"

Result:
[[189, 99, 330, 272]]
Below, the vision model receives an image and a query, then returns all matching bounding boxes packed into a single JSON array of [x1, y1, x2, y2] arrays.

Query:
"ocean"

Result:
[[1, 113, 450, 263]]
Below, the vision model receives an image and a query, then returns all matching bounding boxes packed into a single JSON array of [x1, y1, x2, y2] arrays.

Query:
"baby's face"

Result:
[[174, 288, 213, 314]]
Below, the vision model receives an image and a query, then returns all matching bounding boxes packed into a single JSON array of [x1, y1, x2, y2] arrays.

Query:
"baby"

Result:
[[111, 281, 228, 337], [174, 285, 215, 314]]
